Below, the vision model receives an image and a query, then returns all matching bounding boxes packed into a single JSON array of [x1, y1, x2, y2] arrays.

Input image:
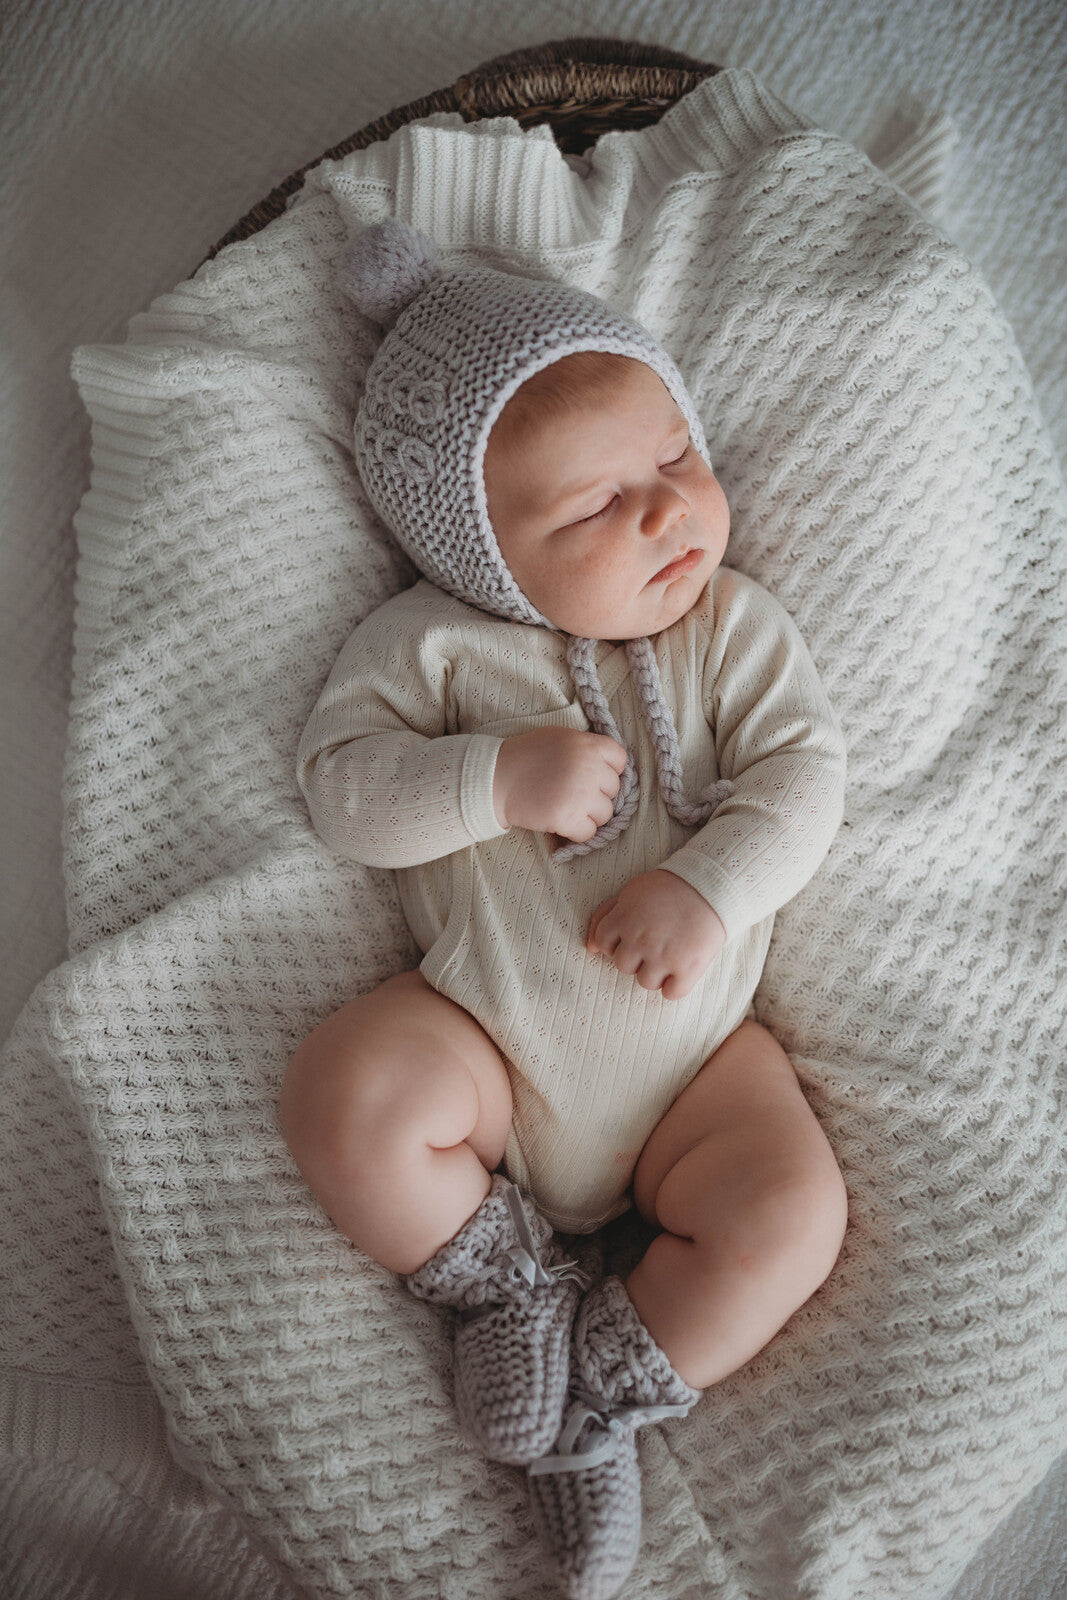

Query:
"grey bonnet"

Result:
[[344, 218, 732, 861]]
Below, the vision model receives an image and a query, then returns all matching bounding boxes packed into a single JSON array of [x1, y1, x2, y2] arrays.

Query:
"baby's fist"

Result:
[[586, 869, 726, 999], [493, 727, 627, 842]]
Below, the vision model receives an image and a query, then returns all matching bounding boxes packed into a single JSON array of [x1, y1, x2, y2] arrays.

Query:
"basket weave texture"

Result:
[[205, 36, 717, 261]]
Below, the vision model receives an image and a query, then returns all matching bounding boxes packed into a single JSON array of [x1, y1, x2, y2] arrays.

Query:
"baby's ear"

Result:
[[341, 219, 439, 328]]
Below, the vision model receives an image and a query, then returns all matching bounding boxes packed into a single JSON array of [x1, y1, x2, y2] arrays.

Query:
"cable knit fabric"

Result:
[[0, 64, 1064, 1600], [296, 569, 845, 1231]]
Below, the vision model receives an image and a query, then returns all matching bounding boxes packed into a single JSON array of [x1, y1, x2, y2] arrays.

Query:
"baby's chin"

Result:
[[632, 576, 712, 637], [566, 599, 701, 642]]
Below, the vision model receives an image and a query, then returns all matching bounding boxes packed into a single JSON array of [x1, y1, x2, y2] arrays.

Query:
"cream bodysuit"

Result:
[[298, 566, 846, 1232]]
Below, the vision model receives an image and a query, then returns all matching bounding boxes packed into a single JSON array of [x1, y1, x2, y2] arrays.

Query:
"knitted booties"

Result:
[[527, 1274, 701, 1600], [403, 1172, 590, 1465]]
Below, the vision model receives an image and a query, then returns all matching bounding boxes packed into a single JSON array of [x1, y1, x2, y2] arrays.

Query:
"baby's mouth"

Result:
[[651, 547, 703, 584]]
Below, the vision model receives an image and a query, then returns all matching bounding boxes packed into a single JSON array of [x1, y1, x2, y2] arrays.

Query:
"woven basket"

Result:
[[204, 36, 717, 262]]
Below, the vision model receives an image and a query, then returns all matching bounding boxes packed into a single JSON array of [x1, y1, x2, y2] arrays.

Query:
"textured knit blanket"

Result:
[[6, 68, 1065, 1600]]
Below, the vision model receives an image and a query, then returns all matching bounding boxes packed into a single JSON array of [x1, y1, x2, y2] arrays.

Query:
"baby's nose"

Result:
[[640, 486, 688, 536]]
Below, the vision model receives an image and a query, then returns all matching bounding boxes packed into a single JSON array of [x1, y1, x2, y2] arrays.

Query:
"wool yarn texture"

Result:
[[403, 1172, 590, 1466], [527, 1275, 701, 1600], [1, 66, 1063, 1600]]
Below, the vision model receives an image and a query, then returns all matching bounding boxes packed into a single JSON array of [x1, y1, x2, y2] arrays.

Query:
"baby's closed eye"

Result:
[[575, 496, 618, 525]]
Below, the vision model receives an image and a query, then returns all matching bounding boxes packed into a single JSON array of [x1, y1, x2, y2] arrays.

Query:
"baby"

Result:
[[280, 220, 848, 1599]]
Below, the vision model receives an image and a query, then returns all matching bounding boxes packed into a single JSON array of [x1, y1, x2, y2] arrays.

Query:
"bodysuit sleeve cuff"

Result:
[[659, 852, 759, 946], [459, 734, 509, 843]]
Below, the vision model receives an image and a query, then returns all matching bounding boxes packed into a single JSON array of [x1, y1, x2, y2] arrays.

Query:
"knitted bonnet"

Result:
[[344, 218, 732, 861]]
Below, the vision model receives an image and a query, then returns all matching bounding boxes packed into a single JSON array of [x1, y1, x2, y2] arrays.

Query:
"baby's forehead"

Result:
[[511, 350, 661, 407], [484, 359, 694, 519], [492, 353, 679, 443]]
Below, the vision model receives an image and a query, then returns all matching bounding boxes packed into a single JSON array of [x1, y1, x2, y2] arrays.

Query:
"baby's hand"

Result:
[[493, 727, 627, 842], [586, 869, 726, 1000]]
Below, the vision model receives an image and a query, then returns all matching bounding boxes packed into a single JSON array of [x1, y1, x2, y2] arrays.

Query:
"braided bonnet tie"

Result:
[[553, 636, 735, 864]]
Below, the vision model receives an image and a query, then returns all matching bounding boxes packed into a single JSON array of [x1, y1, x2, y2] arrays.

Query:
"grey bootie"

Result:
[[527, 1274, 701, 1600], [403, 1172, 590, 1465]]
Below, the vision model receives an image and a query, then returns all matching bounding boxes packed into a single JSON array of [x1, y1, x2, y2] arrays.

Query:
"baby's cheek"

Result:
[[578, 546, 637, 603], [704, 478, 731, 542], [539, 559, 622, 630]]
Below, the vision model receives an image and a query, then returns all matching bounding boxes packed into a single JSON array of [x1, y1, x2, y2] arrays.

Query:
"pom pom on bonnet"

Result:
[[342, 218, 733, 861]]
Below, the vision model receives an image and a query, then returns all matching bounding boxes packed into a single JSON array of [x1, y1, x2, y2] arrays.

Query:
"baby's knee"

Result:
[[278, 1003, 410, 1181], [278, 978, 504, 1185], [745, 1156, 848, 1289]]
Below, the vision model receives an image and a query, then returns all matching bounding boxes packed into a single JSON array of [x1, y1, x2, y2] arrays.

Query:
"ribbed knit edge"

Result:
[[0, 1365, 213, 1512], [621, 65, 813, 204], [659, 851, 757, 946], [459, 733, 508, 840], [68, 345, 188, 690], [391, 67, 811, 254], [878, 110, 960, 219]]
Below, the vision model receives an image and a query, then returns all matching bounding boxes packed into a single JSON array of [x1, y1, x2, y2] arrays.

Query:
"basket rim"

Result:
[[202, 35, 717, 262]]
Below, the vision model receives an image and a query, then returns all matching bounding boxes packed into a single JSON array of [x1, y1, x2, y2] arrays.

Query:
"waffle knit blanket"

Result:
[[3, 67, 1065, 1600]]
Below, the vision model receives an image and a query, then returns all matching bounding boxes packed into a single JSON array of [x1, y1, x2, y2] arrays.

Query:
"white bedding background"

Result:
[[2, 2, 1064, 1597]]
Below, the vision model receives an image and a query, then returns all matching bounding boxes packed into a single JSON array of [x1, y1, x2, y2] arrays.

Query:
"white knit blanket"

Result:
[[8, 68, 1065, 1600]]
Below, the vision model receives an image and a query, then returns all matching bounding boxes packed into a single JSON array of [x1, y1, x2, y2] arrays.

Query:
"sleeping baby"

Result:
[[279, 218, 848, 1600]]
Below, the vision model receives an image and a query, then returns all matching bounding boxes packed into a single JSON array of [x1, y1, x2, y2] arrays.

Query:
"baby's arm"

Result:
[[297, 594, 507, 867], [589, 572, 846, 996], [298, 591, 627, 866]]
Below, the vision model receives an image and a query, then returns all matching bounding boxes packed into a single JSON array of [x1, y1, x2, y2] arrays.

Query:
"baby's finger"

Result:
[[586, 895, 618, 951], [610, 941, 643, 978], [597, 737, 628, 774], [659, 970, 695, 1001], [589, 792, 615, 827]]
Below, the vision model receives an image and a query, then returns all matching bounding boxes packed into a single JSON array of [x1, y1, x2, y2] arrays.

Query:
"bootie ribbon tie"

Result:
[[458, 1185, 590, 1320], [502, 1183, 591, 1290], [527, 1384, 696, 1476]]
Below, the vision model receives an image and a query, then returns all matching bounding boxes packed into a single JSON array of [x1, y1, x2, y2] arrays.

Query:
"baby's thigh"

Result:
[[279, 970, 514, 1175], [631, 1019, 844, 1231]]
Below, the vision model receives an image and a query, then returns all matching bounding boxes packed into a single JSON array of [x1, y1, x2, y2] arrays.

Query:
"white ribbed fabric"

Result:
[[297, 569, 845, 1229], [1, 64, 1064, 1600]]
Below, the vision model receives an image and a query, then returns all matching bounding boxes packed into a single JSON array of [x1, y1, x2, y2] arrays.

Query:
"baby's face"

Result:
[[483, 358, 729, 639]]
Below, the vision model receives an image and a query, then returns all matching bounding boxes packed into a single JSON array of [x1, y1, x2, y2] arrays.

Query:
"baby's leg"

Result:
[[278, 971, 514, 1275], [626, 1020, 847, 1390]]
